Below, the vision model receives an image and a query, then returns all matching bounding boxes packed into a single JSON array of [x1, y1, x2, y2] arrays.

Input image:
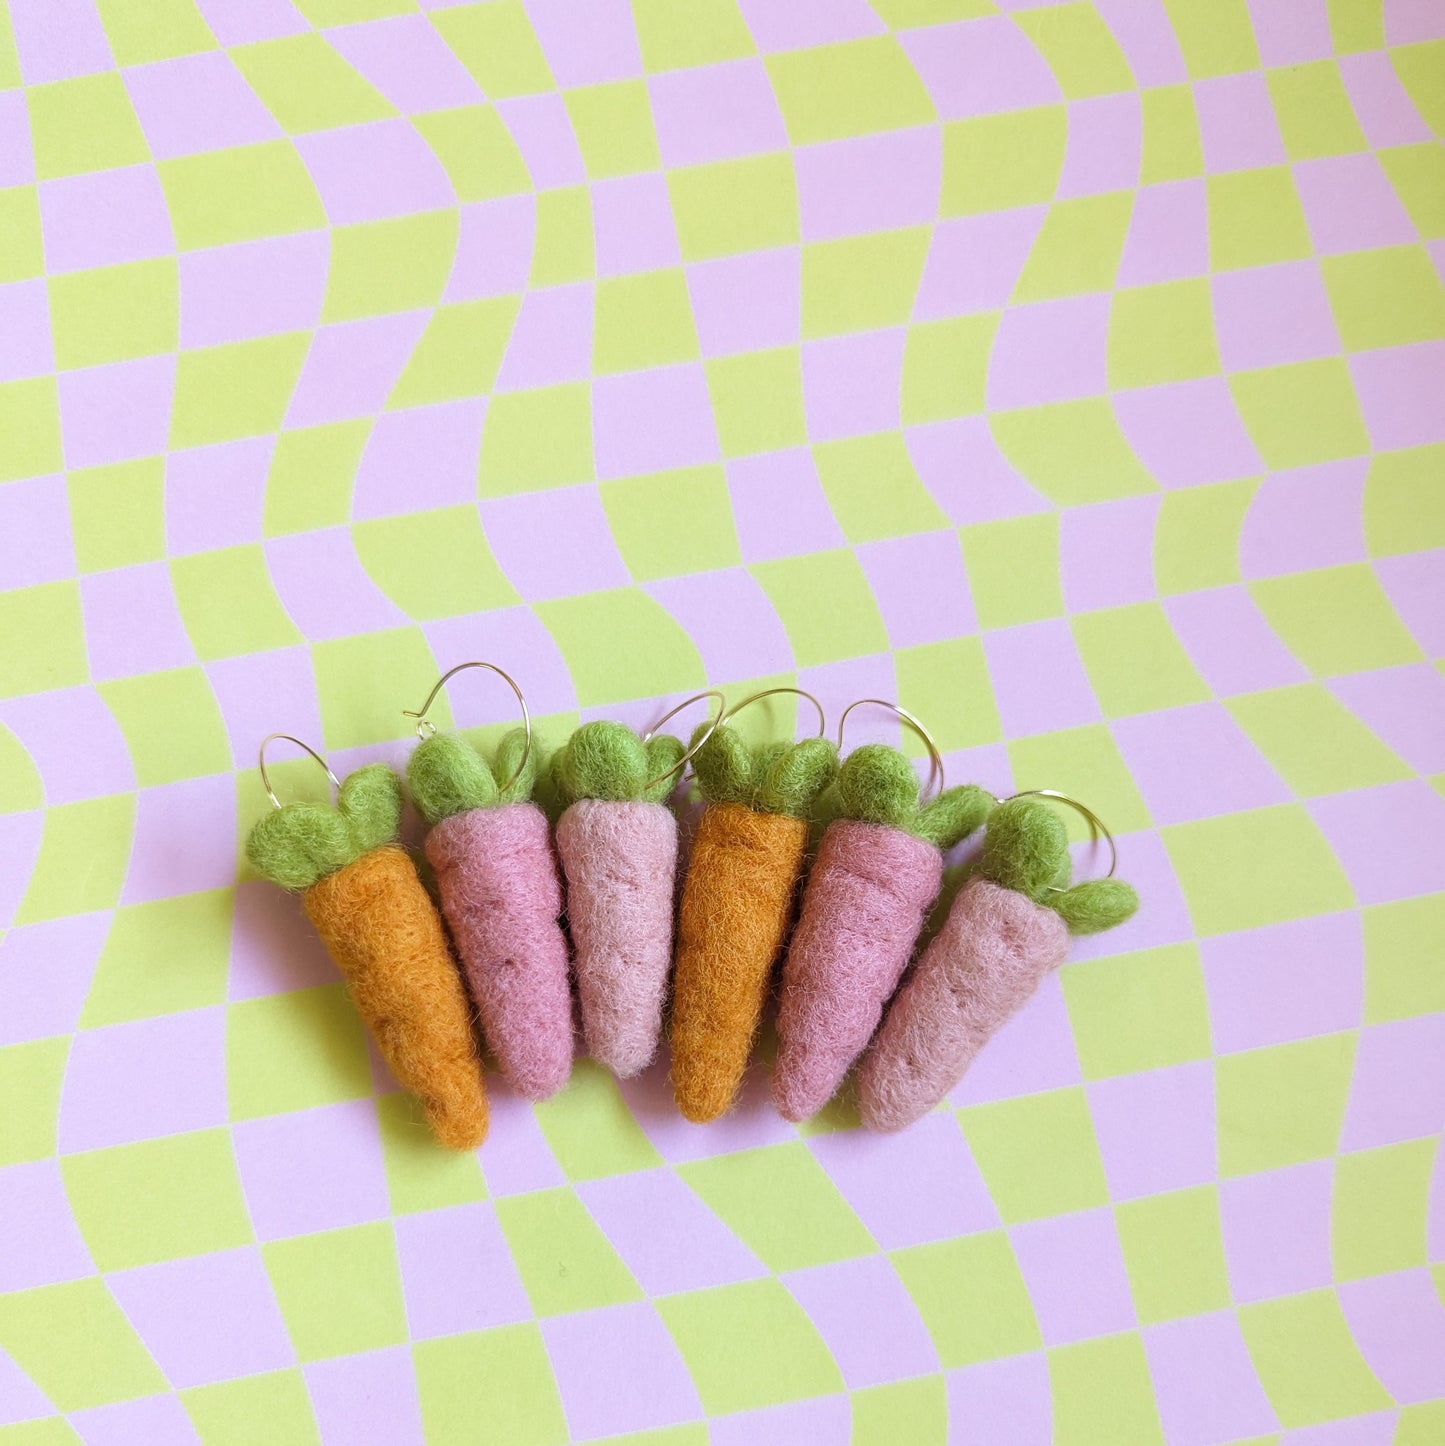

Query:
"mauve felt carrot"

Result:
[[409, 726, 573, 1103], [859, 797, 1139, 1132], [772, 745, 992, 1122], [552, 721, 686, 1078], [670, 723, 837, 1123], [246, 765, 488, 1150]]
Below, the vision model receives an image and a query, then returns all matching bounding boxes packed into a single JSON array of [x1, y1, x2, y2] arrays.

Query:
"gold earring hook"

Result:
[[640, 688, 728, 792], [403, 660, 532, 797], [1003, 788, 1118, 888], [258, 734, 341, 811], [836, 698, 944, 800], [720, 686, 827, 738]]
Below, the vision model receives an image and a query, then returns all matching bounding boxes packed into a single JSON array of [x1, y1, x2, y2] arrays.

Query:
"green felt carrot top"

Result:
[[408, 726, 537, 826], [247, 764, 402, 891], [977, 796, 1138, 935], [552, 721, 686, 805], [836, 744, 993, 850], [690, 722, 838, 819]]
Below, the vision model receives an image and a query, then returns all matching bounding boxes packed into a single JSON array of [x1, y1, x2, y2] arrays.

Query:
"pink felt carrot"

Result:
[[551, 720, 688, 1077], [772, 744, 991, 1122], [409, 726, 573, 1102], [858, 796, 1138, 1132]]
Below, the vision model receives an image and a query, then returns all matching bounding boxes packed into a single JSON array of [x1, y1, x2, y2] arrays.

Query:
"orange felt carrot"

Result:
[[247, 761, 488, 1150]]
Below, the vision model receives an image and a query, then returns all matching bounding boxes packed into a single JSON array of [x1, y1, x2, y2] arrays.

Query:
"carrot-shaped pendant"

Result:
[[859, 795, 1138, 1132], [670, 696, 838, 1123], [772, 743, 991, 1122], [246, 746, 488, 1150]]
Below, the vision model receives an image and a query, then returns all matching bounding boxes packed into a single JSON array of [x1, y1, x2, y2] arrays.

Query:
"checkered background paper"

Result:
[[1, 0, 1444, 1442]]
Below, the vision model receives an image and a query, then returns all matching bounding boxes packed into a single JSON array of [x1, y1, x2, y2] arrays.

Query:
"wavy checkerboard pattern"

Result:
[[1, 0, 1443, 1441]]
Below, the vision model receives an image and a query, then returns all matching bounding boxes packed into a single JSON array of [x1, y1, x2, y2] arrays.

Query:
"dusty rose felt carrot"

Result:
[[409, 725, 573, 1102], [551, 720, 687, 1078], [859, 796, 1138, 1132], [246, 760, 488, 1150], [670, 717, 838, 1123], [772, 744, 992, 1122]]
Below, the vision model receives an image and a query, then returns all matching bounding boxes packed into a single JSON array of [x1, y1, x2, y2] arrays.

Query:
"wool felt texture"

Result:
[[555, 796, 678, 1078], [689, 722, 838, 817], [426, 800, 573, 1102], [670, 801, 811, 1123], [552, 720, 686, 805], [408, 725, 536, 826], [836, 744, 994, 847]]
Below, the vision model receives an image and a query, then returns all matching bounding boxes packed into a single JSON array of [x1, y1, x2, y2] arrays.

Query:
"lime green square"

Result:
[[48, 259, 178, 371], [802, 227, 932, 336], [1364, 894, 1445, 1023], [62, 1129, 254, 1270], [0, 1280, 166, 1413], [415, 105, 531, 202], [1014, 192, 1133, 302], [564, 80, 661, 178], [1140, 86, 1203, 183], [158, 142, 326, 251], [1332, 1139, 1435, 1281], [1116, 1186, 1230, 1324], [1390, 40, 1445, 137], [868, 0, 995, 20], [942, 107, 1067, 215], [704, 348, 806, 457], [1014, 4, 1134, 98], [668, 153, 799, 262], [494, 1186, 642, 1315], [0, 186, 44, 283], [678, 1143, 875, 1271], [1208, 168, 1312, 272], [852, 1378, 947, 1446], [532, 1060, 663, 1180], [1397, 1403, 1445, 1446], [959, 513, 1063, 628], [99, 667, 231, 785], [226, 984, 373, 1119], [897, 636, 1003, 751], [388, 296, 520, 406], [414, 1326, 568, 1446], [264, 1223, 407, 1361], [632, 0, 752, 70], [0, 1420, 82, 1445], [374, 1093, 486, 1214], [1073, 604, 1211, 716], [170, 332, 311, 449], [0, 7, 18, 89], [1239, 1289, 1391, 1428], [182, 1370, 320, 1446], [766, 37, 934, 144], [1049, 1332, 1165, 1446], [1364, 444, 1445, 556], [1230, 360, 1370, 470], [0, 376, 63, 483], [263, 421, 370, 536], [529, 186, 595, 286], [1008, 725, 1154, 839], [68, 458, 166, 572], [1162, 0, 1259, 77], [989, 401, 1156, 506], [601, 465, 741, 580], [1327, 0, 1383, 53], [892, 1231, 1041, 1366], [322, 211, 458, 323], [231, 34, 393, 133], [594, 269, 699, 374], [958, 1088, 1109, 1222], [311, 626, 444, 749], [0, 578, 87, 697], [1163, 805, 1354, 937], [14, 795, 134, 925], [752, 550, 890, 665], [27, 73, 149, 180], [0, 1037, 68, 1165], [1227, 684, 1411, 795], [431, 3, 554, 99], [1250, 563, 1422, 675], [813, 432, 950, 542], [478, 383, 594, 495], [1321, 246, 1445, 351], [1267, 61, 1367, 160], [1217, 1032, 1356, 1176], [291, 0, 415, 19], [353, 507, 518, 619], [657, 1279, 843, 1414], [901, 313, 998, 424], [94, 0, 216, 65], [1153, 478, 1257, 594], [1380, 144, 1445, 238], [1107, 280, 1220, 389], [170, 545, 302, 660]]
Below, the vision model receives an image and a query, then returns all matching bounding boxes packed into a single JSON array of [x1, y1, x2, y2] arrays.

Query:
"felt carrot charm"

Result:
[[245, 736, 488, 1151], [405, 664, 573, 1103], [669, 690, 838, 1123], [859, 793, 1138, 1132], [772, 734, 992, 1122]]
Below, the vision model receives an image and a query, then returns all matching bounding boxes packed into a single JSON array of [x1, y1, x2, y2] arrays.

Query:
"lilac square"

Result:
[[1339, 51, 1435, 147], [481, 486, 629, 598], [726, 449, 846, 562], [687, 248, 800, 357], [645, 571, 795, 679], [0, 474, 73, 589], [1, 686, 135, 806], [180, 233, 328, 348], [592, 173, 680, 277], [1114, 378, 1263, 488], [109, 1247, 294, 1388], [1057, 94, 1142, 200], [40, 165, 174, 274], [264, 529, 409, 639], [0, 92, 34, 189], [798, 653, 899, 731], [59, 355, 175, 467], [1331, 664, 1445, 775], [908, 416, 1053, 525], [1067, 829, 1197, 963], [1164, 586, 1310, 696], [1387, 0, 1445, 41], [649, 59, 789, 168], [1352, 341, 1445, 451], [495, 285, 593, 390], [1341, 1015, 1445, 1151], [71, 1395, 203, 1445], [989, 295, 1110, 408], [1296, 154, 1419, 254], [1012, 1208, 1136, 1345], [949, 970, 1084, 1106], [0, 1160, 94, 1291], [0, 813, 43, 933], [193, 0, 306, 45], [783, 1257, 938, 1387], [57, 1009, 229, 1151], [0, 279, 53, 382], [618, 1057, 796, 1164], [527, 0, 641, 86], [902, 17, 1060, 119], [0, 913, 108, 1047], [1377, 550, 1445, 658], [422, 605, 578, 718], [543, 1301, 702, 1440], [1340, 1269, 1445, 1405], [354, 399, 484, 517], [915, 208, 1047, 316], [395, 1202, 530, 1337], [1220, 1160, 1335, 1302], [735, 0, 883, 51], [1213, 260, 1341, 370], [983, 621, 1103, 737], [326, 16, 483, 114], [1250, 0, 1332, 63], [1092, 0, 1187, 84], [857, 531, 976, 647], [1196, 73, 1287, 172], [165, 437, 271, 553], [125, 53, 280, 159], [208, 647, 322, 772], [123, 775, 238, 903], [445, 196, 536, 302], [227, 880, 336, 1001], [285, 313, 427, 428], [1060, 496, 1159, 612], [945, 1353, 1052, 1446], [234, 1100, 389, 1240], [299, 120, 453, 224], [802, 328, 906, 440], [1311, 781, 1445, 907], [306, 1346, 425, 1446], [475, 1084, 568, 1195], [1118, 179, 1208, 285], [797, 129, 940, 241], [594, 364, 719, 478], [494, 95, 585, 189], [1200, 913, 1363, 1054], [1240, 458, 1366, 578], [0, 1348, 51, 1428], [81, 564, 196, 681], [1143, 1311, 1281, 1446], [710, 1397, 851, 1446], [9, 0, 114, 83], [1088, 1061, 1217, 1200]]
